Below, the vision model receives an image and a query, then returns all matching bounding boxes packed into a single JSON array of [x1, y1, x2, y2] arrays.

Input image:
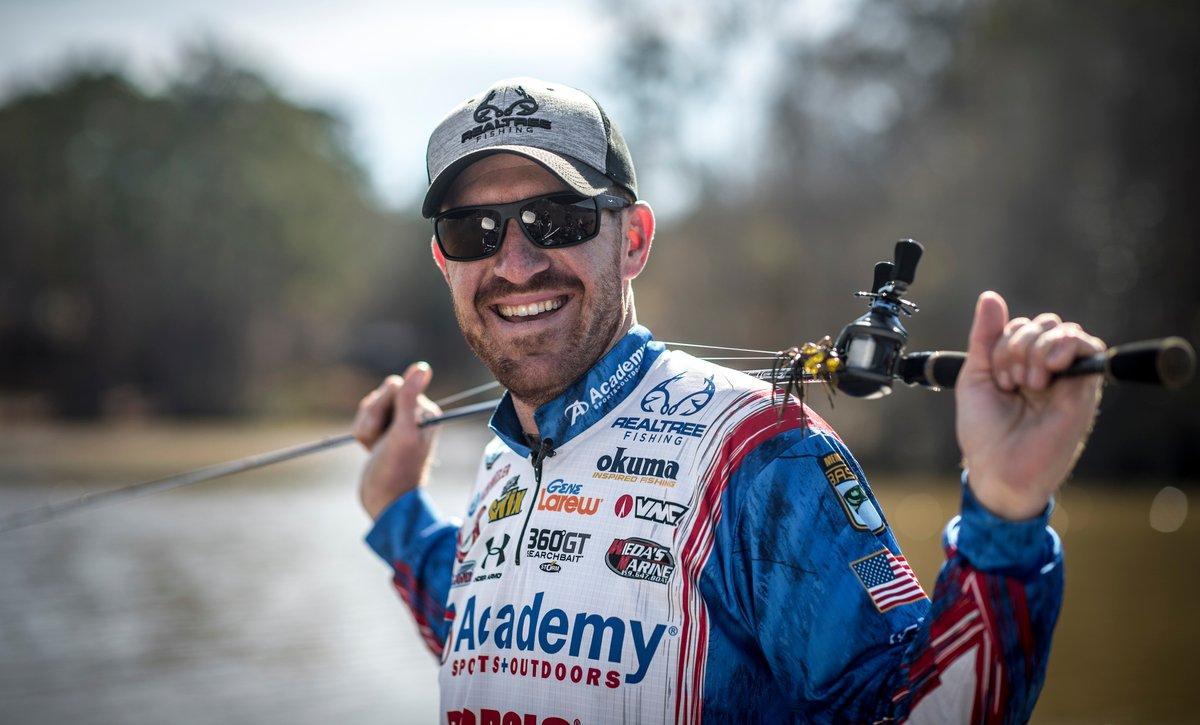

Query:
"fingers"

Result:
[[352, 362, 437, 450], [1027, 325, 1106, 390], [992, 313, 1060, 390], [991, 313, 1106, 393]]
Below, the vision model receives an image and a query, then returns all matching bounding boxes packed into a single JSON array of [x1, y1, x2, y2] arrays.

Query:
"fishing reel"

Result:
[[830, 239, 1196, 398], [833, 239, 924, 398]]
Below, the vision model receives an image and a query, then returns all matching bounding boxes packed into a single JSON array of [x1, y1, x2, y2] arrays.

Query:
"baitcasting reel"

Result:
[[831, 239, 1195, 398]]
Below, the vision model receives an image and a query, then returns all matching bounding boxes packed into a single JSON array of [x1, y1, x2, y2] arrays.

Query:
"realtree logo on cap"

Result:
[[461, 86, 551, 143]]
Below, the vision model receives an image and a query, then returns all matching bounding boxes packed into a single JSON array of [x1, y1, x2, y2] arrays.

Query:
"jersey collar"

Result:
[[488, 324, 664, 456]]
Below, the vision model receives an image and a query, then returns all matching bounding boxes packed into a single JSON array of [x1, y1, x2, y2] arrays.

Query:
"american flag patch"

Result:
[[850, 549, 927, 612]]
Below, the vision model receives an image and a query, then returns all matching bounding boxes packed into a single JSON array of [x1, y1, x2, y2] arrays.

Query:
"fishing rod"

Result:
[[1, 239, 1192, 535]]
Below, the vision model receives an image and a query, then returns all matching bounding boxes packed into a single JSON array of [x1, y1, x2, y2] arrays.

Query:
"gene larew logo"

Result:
[[536, 479, 601, 516], [462, 86, 551, 143], [447, 591, 671, 687], [593, 447, 679, 486], [606, 537, 676, 585]]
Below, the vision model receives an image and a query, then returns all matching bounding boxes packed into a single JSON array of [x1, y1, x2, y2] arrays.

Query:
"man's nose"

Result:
[[491, 217, 550, 284]]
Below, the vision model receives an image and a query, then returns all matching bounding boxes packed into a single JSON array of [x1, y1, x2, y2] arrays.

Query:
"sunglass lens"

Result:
[[437, 209, 503, 259], [519, 195, 599, 247]]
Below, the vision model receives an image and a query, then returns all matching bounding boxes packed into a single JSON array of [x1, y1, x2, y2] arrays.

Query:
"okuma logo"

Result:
[[640, 373, 715, 416], [595, 447, 679, 482], [563, 399, 590, 425]]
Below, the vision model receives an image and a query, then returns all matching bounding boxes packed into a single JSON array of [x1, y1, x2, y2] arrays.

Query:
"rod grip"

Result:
[[898, 337, 1195, 390]]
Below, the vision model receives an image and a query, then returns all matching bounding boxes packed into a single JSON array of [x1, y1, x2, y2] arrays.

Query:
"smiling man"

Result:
[[354, 78, 1105, 724]]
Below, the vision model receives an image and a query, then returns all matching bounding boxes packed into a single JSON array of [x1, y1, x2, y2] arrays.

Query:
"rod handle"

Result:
[[899, 337, 1196, 390]]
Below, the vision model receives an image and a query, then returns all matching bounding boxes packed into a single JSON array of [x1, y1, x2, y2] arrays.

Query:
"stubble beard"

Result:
[[453, 248, 625, 408]]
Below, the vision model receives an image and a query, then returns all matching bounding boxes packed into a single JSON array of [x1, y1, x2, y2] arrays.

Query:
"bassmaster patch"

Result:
[[820, 451, 885, 534]]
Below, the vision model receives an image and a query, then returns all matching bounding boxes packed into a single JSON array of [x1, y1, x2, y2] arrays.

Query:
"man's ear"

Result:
[[621, 200, 655, 282], [431, 237, 450, 284]]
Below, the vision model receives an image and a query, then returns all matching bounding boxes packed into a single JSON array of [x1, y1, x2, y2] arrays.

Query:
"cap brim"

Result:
[[422, 145, 613, 218]]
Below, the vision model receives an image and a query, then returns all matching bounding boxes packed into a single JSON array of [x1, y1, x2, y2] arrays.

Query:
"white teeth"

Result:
[[498, 297, 564, 319]]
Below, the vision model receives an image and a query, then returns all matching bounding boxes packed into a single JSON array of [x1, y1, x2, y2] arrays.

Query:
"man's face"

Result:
[[435, 154, 629, 407]]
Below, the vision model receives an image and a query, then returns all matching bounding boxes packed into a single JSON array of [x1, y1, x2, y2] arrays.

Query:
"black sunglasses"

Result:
[[433, 192, 632, 261]]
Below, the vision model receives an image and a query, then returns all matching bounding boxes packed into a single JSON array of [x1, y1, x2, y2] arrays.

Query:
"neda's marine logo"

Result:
[[462, 86, 551, 143], [488, 477, 527, 522], [821, 451, 885, 534], [606, 537, 676, 585]]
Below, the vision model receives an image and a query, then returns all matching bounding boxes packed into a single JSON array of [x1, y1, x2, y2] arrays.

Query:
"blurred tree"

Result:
[[0, 46, 401, 415], [608, 0, 1199, 477]]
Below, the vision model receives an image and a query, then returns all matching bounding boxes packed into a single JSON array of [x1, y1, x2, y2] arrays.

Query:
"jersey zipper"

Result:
[[515, 436, 555, 565]]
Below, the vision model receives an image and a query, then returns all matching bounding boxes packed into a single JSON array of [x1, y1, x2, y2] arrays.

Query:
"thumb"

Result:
[[389, 362, 432, 433], [964, 291, 1008, 373]]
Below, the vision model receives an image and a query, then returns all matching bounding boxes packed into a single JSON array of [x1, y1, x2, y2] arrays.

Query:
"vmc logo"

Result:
[[614, 494, 689, 526]]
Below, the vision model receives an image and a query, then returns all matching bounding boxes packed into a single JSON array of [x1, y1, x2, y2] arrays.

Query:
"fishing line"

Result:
[[1, 347, 812, 534], [660, 340, 781, 355]]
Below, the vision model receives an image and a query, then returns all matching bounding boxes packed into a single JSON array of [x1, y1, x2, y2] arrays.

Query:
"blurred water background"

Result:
[[1, 423, 1195, 723], [1, 0, 1197, 722]]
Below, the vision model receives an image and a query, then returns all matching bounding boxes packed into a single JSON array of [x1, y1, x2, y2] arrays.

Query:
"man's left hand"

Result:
[[955, 291, 1106, 520]]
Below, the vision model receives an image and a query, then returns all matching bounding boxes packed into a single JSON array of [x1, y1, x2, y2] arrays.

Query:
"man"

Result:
[[354, 78, 1104, 723]]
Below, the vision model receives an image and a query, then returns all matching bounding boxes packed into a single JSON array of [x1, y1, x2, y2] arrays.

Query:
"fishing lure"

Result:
[[769, 335, 841, 429]]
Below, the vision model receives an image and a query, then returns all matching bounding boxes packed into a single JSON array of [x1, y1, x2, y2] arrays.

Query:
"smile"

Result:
[[493, 295, 568, 322]]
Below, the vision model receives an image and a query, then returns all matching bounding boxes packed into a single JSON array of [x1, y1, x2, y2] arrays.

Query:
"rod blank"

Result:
[[0, 397, 502, 535]]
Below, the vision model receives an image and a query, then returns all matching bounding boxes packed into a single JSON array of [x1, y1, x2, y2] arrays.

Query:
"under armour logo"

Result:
[[482, 534, 510, 569], [563, 400, 590, 426]]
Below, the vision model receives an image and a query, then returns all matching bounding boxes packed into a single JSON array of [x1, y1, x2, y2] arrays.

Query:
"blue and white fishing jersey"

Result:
[[366, 325, 1063, 724]]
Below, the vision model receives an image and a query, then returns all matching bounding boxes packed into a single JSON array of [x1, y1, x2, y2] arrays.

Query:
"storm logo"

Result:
[[640, 373, 715, 416]]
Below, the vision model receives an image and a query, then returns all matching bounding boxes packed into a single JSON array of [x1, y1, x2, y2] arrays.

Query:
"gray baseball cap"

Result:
[[422, 77, 637, 218]]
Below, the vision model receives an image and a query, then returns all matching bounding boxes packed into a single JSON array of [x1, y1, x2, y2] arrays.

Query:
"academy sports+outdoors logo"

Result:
[[563, 400, 589, 425], [564, 342, 648, 428], [447, 591, 671, 687]]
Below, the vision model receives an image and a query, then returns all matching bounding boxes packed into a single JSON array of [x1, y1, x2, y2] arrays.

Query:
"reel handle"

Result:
[[899, 337, 1196, 390]]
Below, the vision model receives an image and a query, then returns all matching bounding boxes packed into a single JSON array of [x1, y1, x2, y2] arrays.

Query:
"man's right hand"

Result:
[[353, 362, 442, 520]]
